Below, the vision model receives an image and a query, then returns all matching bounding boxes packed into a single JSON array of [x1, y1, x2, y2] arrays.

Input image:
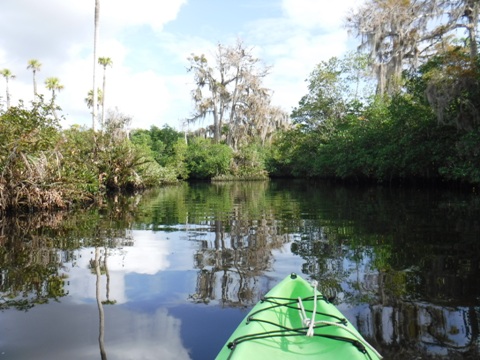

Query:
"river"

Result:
[[0, 180, 479, 359]]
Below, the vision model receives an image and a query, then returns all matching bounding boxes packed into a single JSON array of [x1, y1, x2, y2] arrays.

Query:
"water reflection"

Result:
[[363, 302, 479, 358], [0, 181, 479, 359], [190, 217, 292, 305], [182, 182, 480, 358], [0, 302, 192, 359], [68, 234, 172, 304], [0, 215, 193, 359], [0, 213, 72, 311]]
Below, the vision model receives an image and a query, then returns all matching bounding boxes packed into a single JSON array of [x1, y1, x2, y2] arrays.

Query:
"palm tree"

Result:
[[85, 88, 103, 114], [45, 77, 64, 120], [27, 59, 42, 99], [92, 0, 101, 131], [0, 68, 15, 109], [98, 57, 112, 128], [45, 77, 64, 103]]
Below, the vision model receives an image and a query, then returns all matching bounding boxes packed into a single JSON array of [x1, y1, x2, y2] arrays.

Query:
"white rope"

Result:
[[297, 280, 318, 336], [307, 280, 318, 336], [297, 280, 383, 359], [298, 296, 308, 323]]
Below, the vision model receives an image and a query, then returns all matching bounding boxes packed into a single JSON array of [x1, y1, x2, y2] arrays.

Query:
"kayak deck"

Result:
[[216, 273, 382, 359]]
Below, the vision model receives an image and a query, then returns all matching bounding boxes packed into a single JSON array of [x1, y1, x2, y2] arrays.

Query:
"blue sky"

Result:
[[0, 0, 360, 130]]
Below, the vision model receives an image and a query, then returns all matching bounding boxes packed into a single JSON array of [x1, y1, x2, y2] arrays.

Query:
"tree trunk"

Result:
[[213, 105, 220, 143], [466, 0, 479, 62], [101, 66, 106, 128], [5, 78, 10, 109], [92, 0, 100, 132], [33, 70, 37, 99]]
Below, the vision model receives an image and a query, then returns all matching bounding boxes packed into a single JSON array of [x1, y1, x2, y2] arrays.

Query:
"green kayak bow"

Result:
[[216, 273, 382, 360]]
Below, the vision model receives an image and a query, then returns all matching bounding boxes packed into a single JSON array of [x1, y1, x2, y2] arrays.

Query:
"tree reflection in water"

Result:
[[0, 181, 479, 359], [91, 247, 107, 360], [284, 186, 480, 359], [190, 218, 291, 306], [0, 213, 71, 311], [185, 181, 480, 359]]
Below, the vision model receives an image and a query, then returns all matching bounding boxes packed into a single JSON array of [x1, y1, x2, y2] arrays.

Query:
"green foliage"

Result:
[[291, 53, 373, 132], [439, 129, 480, 184], [0, 101, 182, 213], [0, 100, 59, 155], [61, 119, 176, 193], [270, 47, 480, 185], [269, 128, 323, 177], [130, 125, 188, 179], [185, 137, 233, 179], [227, 142, 269, 179], [58, 126, 101, 194], [130, 125, 182, 165], [170, 138, 189, 179], [0, 100, 79, 212]]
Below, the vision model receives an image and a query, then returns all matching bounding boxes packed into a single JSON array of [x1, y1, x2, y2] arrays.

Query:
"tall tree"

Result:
[[426, 0, 479, 130], [45, 77, 64, 120], [45, 77, 64, 103], [346, 0, 444, 95], [98, 57, 112, 128], [27, 59, 42, 99], [0, 69, 15, 109], [347, 0, 480, 95], [291, 53, 373, 132], [188, 40, 287, 148], [92, 0, 100, 131], [442, 0, 479, 61]]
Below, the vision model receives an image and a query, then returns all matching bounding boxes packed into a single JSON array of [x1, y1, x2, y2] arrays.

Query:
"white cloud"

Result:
[[102, 0, 187, 31], [103, 70, 171, 128], [245, 1, 358, 114], [282, 0, 357, 30], [0, 0, 361, 129], [0, 0, 187, 129]]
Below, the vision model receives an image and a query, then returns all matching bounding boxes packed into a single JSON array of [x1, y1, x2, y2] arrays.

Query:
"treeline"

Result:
[[0, 99, 269, 214], [135, 43, 480, 186], [130, 125, 269, 181], [178, 1, 480, 186], [267, 0, 480, 185], [1, 49, 479, 215], [268, 51, 480, 185]]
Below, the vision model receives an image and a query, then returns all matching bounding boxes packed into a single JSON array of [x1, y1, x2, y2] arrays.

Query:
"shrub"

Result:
[[185, 137, 233, 179]]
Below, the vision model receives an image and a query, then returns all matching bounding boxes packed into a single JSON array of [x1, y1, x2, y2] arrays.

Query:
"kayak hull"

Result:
[[215, 273, 382, 359]]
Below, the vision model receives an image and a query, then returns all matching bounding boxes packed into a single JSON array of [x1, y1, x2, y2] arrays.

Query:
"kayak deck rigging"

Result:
[[216, 273, 382, 360], [227, 295, 378, 359]]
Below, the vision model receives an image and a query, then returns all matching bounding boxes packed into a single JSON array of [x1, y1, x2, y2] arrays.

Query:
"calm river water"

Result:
[[0, 180, 479, 359]]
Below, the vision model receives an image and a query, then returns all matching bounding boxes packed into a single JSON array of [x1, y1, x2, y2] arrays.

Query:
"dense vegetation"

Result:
[[0, 103, 176, 214], [268, 50, 480, 185], [268, 0, 480, 185]]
